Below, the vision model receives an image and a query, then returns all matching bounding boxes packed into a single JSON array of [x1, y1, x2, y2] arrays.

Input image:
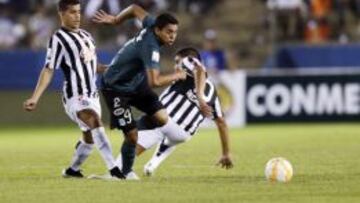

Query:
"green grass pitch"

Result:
[[0, 124, 359, 203]]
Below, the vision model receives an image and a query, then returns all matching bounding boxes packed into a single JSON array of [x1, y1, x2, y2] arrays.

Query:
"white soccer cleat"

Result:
[[125, 171, 140, 180], [143, 163, 156, 177]]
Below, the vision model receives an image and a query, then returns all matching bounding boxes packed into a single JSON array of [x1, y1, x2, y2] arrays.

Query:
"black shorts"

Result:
[[101, 88, 164, 133]]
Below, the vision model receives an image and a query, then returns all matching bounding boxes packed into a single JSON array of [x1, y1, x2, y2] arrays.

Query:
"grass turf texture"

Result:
[[0, 124, 359, 203]]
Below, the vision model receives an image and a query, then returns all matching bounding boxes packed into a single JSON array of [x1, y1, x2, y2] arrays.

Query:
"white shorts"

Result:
[[63, 95, 102, 132], [137, 119, 191, 150]]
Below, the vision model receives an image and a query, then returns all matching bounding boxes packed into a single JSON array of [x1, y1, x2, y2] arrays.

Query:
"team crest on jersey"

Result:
[[186, 90, 198, 103], [80, 46, 95, 63]]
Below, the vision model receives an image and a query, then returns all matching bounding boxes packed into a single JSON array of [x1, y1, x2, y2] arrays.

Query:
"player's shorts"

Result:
[[101, 88, 164, 133], [62, 94, 101, 132], [137, 118, 191, 149]]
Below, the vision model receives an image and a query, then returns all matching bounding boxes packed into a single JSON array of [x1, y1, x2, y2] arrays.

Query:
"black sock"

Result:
[[156, 140, 170, 156], [121, 141, 136, 175]]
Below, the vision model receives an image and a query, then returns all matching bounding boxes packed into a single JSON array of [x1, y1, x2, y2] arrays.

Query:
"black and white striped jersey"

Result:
[[159, 76, 223, 135], [44, 27, 97, 99]]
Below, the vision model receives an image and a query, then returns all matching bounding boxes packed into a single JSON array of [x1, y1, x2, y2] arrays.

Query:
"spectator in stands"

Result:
[[28, 4, 55, 49], [304, 0, 332, 43], [200, 29, 228, 83], [266, 0, 307, 41], [333, 0, 360, 42], [84, 0, 121, 19], [0, 6, 26, 49], [168, 0, 220, 15]]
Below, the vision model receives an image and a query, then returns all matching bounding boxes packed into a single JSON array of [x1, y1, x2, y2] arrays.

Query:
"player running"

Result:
[[23, 0, 124, 179], [92, 5, 206, 179]]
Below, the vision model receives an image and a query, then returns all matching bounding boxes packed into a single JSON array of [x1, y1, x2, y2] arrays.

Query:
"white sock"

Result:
[[115, 153, 123, 170], [91, 127, 115, 170], [69, 140, 94, 171], [145, 140, 176, 171]]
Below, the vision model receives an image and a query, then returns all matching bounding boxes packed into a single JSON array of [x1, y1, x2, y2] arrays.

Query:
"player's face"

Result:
[[59, 4, 81, 30], [174, 55, 185, 70], [156, 24, 178, 46]]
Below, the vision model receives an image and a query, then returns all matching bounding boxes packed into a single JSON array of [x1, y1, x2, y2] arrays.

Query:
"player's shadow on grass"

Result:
[[154, 175, 265, 184]]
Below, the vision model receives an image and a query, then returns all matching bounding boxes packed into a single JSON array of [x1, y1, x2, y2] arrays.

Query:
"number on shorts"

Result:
[[124, 109, 132, 124], [114, 97, 121, 108]]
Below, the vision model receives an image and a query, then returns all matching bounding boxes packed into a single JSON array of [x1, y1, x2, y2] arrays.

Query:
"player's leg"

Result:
[[63, 131, 94, 178], [116, 127, 165, 175], [151, 109, 186, 139], [137, 128, 165, 156], [143, 138, 177, 176], [62, 97, 120, 178], [132, 88, 179, 140], [120, 128, 138, 176], [144, 123, 191, 176], [76, 109, 119, 172], [70, 95, 123, 179], [116, 128, 162, 167], [102, 90, 138, 179]]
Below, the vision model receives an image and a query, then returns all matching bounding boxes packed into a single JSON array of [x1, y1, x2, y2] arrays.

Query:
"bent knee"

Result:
[[77, 109, 102, 129], [153, 110, 168, 127]]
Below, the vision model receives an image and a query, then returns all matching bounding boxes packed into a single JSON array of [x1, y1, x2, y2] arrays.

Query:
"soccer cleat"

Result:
[[109, 166, 125, 179], [62, 167, 84, 178], [125, 171, 140, 180], [143, 163, 155, 177]]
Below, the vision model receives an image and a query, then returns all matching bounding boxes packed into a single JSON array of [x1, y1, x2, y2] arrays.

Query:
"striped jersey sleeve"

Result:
[[212, 97, 223, 119], [44, 35, 63, 70]]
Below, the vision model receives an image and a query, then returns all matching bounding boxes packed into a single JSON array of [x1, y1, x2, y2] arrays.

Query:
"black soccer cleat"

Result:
[[62, 167, 84, 178], [110, 166, 125, 179]]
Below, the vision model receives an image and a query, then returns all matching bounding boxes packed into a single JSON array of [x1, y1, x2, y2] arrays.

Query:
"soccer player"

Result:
[[117, 47, 233, 176], [92, 5, 206, 178], [23, 0, 124, 179]]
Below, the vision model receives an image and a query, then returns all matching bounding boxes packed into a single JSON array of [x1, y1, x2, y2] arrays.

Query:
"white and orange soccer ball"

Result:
[[265, 157, 293, 183]]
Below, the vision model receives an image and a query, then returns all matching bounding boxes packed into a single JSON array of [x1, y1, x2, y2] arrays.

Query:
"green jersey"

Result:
[[102, 15, 162, 94]]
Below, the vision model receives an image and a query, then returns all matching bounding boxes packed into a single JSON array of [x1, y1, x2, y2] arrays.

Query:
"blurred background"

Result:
[[1, 0, 360, 127]]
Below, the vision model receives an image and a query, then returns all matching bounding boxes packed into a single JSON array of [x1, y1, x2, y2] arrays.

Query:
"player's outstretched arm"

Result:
[[146, 68, 186, 88], [23, 67, 54, 111], [192, 60, 213, 117], [214, 117, 233, 169], [93, 4, 148, 25]]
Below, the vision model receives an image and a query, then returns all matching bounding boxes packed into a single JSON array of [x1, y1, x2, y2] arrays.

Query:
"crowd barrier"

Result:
[[211, 69, 360, 127]]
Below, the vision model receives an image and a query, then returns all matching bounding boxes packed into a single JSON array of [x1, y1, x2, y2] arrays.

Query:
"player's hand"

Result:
[[198, 98, 213, 118], [216, 154, 233, 169], [23, 98, 38, 112], [175, 68, 187, 81], [92, 10, 116, 25]]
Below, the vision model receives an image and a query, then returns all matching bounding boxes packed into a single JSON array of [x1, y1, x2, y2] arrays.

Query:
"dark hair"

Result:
[[58, 0, 80, 12], [154, 13, 178, 29], [176, 47, 201, 61]]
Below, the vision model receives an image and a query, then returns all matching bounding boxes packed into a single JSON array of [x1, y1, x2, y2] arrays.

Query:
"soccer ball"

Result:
[[265, 157, 293, 183]]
